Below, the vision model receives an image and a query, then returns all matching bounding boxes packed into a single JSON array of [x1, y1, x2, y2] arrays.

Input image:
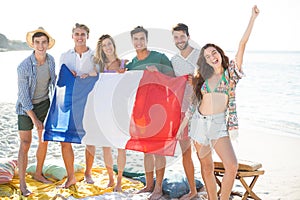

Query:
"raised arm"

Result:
[[236, 5, 260, 69]]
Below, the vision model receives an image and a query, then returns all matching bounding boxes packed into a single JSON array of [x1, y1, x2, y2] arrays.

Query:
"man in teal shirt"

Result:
[[126, 26, 174, 200], [126, 26, 174, 77]]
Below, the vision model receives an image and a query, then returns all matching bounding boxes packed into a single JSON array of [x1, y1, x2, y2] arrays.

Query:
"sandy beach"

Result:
[[234, 122, 300, 200], [1, 102, 300, 199]]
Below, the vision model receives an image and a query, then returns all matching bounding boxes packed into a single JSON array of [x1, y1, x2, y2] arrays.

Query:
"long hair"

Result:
[[94, 34, 118, 72], [193, 43, 229, 102]]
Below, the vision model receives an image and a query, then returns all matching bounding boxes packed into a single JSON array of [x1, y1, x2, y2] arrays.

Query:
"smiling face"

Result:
[[32, 35, 49, 56], [72, 27, 88, 47], [101, 38, 115, 56], [172, 30, 189, 50], [204, 46, 222, 68], [132, 31, 148, 51]]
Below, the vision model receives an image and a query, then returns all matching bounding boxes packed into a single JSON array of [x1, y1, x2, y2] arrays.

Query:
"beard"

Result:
[[176, 41, 189, 50]]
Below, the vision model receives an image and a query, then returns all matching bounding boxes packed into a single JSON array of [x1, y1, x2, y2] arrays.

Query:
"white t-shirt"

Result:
[[171, 48, 200, 112], [59, 48, 94, 76]]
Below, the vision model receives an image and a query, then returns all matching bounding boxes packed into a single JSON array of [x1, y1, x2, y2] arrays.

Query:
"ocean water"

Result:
[[237, 51, 300, 137], [0, 50, 299, 138]]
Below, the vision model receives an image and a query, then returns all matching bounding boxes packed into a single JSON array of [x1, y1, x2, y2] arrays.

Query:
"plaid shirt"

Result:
[[16, 52, 56, 115]]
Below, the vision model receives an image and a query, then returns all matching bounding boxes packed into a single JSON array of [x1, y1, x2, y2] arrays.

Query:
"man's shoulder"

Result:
[[86, 47, 94, 56], [23, 53, 33, 62], [125, 60, 132, 69], [18, 53, 34, 68], [125, 57, 136, 66], [192, 48, 201, 55], [150, 50, 168, 57], [46, 53, 56, 67], [150, 51, 171, 63], [46, 53, 55, 60], [61, 49, 74, 55], [60, 49, 75, 62], [171, 53, 181, 61]]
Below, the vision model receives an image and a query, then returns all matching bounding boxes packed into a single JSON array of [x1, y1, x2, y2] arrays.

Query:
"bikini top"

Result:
[[201, 71, 229, 96]]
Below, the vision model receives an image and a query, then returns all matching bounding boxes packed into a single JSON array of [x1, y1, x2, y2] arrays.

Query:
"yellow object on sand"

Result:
[[0, 166, 144, 199]]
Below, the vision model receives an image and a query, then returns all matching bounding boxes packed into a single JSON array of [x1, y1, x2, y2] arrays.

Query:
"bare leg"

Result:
[[213, 137, 238, 200], [179, 139, 197, 200], [18, 130, 32, 196], [34, 129, 51, 184], [60, 142, 76, 188], [138, 153, 154, 193], [194, 142, 218, 200], [85, 145, 95, 184], [148, 154, 165, 200], [114, 148, 126, 192], [103, 147, 114, 187]]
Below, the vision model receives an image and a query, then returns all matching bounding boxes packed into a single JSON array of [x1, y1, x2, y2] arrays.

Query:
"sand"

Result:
[[1, 102, 300, 199]]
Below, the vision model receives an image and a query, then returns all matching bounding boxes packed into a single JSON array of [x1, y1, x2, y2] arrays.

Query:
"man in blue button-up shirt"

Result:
[[16, 27, 56, 197]]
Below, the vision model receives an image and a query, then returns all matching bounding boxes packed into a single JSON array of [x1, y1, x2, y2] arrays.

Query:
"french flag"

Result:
[[43, 64, 187, 156]]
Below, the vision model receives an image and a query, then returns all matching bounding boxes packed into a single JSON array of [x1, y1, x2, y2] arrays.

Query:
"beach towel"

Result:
[[0, 166, 144, 199], [44, 65, 187, 156]]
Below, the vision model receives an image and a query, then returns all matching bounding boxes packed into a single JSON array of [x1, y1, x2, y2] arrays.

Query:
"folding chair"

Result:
[[214, 160, 265, 200]]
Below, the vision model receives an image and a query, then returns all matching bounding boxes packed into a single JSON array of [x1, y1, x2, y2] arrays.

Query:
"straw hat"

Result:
[[26, 27, 55, 49]]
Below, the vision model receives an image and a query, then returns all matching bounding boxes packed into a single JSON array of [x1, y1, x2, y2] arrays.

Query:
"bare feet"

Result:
[[33, 174, 52, 184], [137, 186, 154, 194], [84, 174, 94, 184], [20, 187, 32, 197], [180, 192, 198, 200], [107, 180, 115, 188], [59, 176, 77, 188], [113, 182, 122, 192], [148, 190, 163, 200]]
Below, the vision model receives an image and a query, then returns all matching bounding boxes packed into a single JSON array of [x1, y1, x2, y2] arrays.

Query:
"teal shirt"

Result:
[[126, 51, 174, 76]]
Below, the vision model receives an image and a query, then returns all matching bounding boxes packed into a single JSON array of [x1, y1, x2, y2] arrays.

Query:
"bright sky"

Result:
[[1, 0, 299, 53]]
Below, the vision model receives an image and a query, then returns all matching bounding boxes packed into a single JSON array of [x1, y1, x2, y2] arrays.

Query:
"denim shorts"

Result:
[[18, 99, 50, 131], [189, 110, 228, 146]]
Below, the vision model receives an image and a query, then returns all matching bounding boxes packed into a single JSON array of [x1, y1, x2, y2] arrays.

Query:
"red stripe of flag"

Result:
[[126, 70, 187, 156]]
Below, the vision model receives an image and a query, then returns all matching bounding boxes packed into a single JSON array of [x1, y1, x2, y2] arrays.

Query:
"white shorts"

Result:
[[189, 111, 228, 146]]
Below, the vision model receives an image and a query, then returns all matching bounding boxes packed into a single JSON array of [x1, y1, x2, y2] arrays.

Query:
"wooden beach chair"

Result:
[[214, 160, 265, 200]]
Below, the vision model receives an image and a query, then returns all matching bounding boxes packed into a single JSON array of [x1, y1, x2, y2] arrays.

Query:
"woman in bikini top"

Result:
[[181, 5, 260, 200], [199, 67, 230, 115], [201, 72, 229, 96]]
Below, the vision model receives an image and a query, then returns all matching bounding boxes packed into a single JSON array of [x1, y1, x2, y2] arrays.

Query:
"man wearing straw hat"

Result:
[[16, 27, 56, 196]]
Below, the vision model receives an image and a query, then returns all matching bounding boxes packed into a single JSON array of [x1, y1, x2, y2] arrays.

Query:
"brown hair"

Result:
[[32, 32, 49, 43], [130, 26, 148, 40], [172, 23, 189, 36], [72, 23, 90, 35], [193, 43, 229, 101]]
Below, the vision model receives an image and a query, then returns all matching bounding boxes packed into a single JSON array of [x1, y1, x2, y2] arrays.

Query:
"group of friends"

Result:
[[15, 5, 259, 200]]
